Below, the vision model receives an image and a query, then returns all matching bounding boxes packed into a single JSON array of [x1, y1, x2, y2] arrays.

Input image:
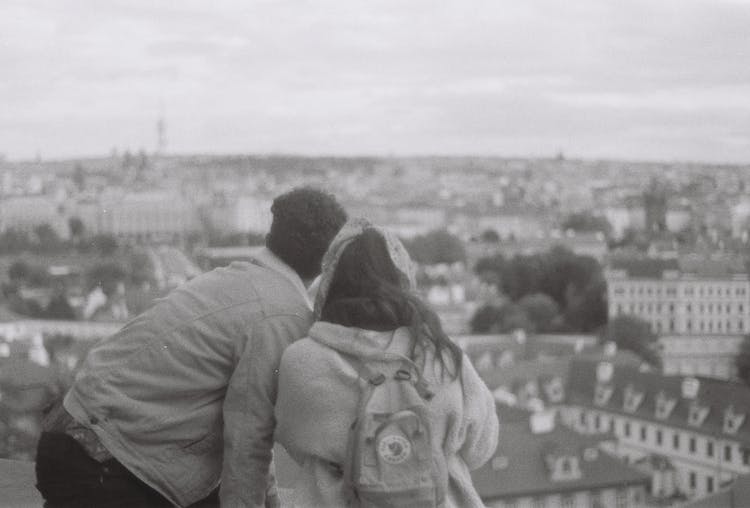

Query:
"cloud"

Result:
[[0, 0, 749, 162]]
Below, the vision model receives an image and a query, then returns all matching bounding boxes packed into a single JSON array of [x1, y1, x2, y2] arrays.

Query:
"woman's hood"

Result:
[[313, 217, 416, 319], [308, 321, 413, 362]]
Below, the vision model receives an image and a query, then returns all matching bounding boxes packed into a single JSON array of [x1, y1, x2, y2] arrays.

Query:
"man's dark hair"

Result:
[[266, 187, 347, 279]]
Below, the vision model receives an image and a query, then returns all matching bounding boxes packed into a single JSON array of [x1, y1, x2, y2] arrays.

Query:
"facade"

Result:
[[0, 195, 70, 239], [473, 407, 649, 508], [606, 256, 750, 336], [660, 335, 745, 380], [560, 357, 750, 502]]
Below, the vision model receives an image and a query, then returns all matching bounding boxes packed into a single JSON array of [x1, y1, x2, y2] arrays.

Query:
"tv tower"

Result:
[[156, 114, 167, 156]]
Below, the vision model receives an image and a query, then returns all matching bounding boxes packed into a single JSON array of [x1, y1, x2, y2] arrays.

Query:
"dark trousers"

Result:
[[35, 432, 219, 508]]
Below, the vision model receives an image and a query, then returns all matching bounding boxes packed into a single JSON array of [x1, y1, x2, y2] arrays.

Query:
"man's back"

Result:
[[63, 260, 313, 506]]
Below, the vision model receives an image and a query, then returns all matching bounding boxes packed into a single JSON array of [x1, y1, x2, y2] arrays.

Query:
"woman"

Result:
[[274, 219, 498, 507]]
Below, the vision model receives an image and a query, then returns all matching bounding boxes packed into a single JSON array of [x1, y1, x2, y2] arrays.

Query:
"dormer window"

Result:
[[492, 456, 509, 470], [724, 405, 746, 435], [544, 377, 564, 403], [549, 456, 582, 482], [655, 391, 677, 420], [623, 385, 644, 413], [594, 384, 613, 406], [688, 402, 710, 427], [583, 447, 599, 461]]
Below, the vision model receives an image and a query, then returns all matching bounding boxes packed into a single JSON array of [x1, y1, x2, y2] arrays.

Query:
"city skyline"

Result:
[[2, 0, 750, 163]]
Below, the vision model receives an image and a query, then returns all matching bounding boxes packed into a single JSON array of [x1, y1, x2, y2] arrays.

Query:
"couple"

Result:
[[35, 187, 498, 508]]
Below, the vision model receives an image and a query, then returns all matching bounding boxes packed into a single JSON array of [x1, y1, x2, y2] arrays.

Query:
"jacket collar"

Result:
[[251, 247, 312, 310]]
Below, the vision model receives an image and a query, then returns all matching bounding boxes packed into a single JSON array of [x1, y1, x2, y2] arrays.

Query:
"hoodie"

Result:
[[274, 321, 498, 508]]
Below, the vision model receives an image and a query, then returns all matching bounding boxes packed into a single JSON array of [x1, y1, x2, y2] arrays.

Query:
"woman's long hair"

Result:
[[320, 228, 462, 377]]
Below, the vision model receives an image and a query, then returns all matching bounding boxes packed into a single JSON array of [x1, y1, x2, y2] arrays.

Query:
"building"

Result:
[[473, 406, 649, 508], [606, 255, 750, 336], [456, 332, 599, 376], [560, 357, 750, 502], [681, 473, 750, 508], [0, 358, 58, 460], [97, 191, 200, 243], [0, 194, 70, 239], [660, 335, 745, 380]]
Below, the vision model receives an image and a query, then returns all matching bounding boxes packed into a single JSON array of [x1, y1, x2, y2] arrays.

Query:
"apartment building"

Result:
[[605, 256, 750, 336], [559, 358, 750, 502], [606, 255, 750, 379]]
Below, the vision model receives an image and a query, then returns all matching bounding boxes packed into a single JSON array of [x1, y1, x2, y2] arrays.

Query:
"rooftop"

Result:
[[472, 407, 648, 500], [567, 357, 750, 445], [607, 254, 748, 279]]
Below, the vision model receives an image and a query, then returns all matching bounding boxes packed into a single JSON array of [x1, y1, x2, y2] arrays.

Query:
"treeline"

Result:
[[471, 246, 607, 334], [0, 224, 119, 256]]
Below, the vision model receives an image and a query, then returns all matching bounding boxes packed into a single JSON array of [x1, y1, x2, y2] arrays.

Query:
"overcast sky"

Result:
[[2, 0, 749, 163]]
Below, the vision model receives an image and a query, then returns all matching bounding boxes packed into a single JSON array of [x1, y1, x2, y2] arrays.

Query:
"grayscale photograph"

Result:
[[1, 1, 749, 507]]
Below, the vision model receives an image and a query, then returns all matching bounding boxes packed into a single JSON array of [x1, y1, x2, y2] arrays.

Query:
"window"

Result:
[[532, 497, 546, 508], [595, 414, 601, 430], [641, 426, 647, 442], [624, 422, 631, 437], [726, 445, 733, 462], [615, 488, 628, 508], [656, 429, 663, 446], [689, 471, 696, 489], [690, 437, 696, 453], [589, 491, 603, 508], [707, 477, 714, 493], [561, 495, 575, 508], [673, 433, 680, 450], [743, 448, 750, 466], [707, 440, 714, 457]]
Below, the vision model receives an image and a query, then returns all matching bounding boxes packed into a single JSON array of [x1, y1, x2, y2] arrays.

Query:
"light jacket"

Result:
[[274, 322, 499, 508], [64, 249, 313, 507]]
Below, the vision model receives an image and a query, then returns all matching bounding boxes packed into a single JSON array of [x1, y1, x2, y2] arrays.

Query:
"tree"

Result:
[[474, 254, 505, 287], [87, 262, 127, 296], [68, 217, 84, 239], [561, 211, 612, 237], [601, 315, 661, 367], [470, 304, 503, 333], [73, 163, 86, 191], [0, 228, 33, 254], [564, 278, 608, 332], [8, 260, 30, 282], [736, 336, 750, 385], [480, 229, 500, 243], [500, 254, 545, 301], [128, 251, 154, 287], [470, 302, 535, 334], [518, 293, 560, 333], [91, 234, 118, 256], [34, 223, 61, 251], [45, 294, 76, 320], [404, 229, 466, 265]]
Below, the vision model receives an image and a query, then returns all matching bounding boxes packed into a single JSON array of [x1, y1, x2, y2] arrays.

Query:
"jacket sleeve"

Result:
[[220, 313, 311, 508], [457, 355, 499, 470]]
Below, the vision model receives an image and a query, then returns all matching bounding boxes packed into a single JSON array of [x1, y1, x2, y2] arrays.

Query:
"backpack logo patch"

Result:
[[379, 435, 411, 464]]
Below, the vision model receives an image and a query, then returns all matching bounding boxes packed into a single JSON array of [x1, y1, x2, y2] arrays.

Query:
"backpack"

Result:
[[343, 355, 448, 507]]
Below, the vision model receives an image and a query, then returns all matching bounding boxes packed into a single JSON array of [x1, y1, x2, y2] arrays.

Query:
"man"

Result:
[[35, 187, 347, 508]]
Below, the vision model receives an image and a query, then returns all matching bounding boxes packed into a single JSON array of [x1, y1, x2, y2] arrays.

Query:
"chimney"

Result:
[[530, 409, 556, 434], [603, 341, 617, 357]]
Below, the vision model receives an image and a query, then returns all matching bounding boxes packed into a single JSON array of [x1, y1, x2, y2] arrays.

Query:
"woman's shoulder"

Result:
[[281, 336, 339, 370]]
